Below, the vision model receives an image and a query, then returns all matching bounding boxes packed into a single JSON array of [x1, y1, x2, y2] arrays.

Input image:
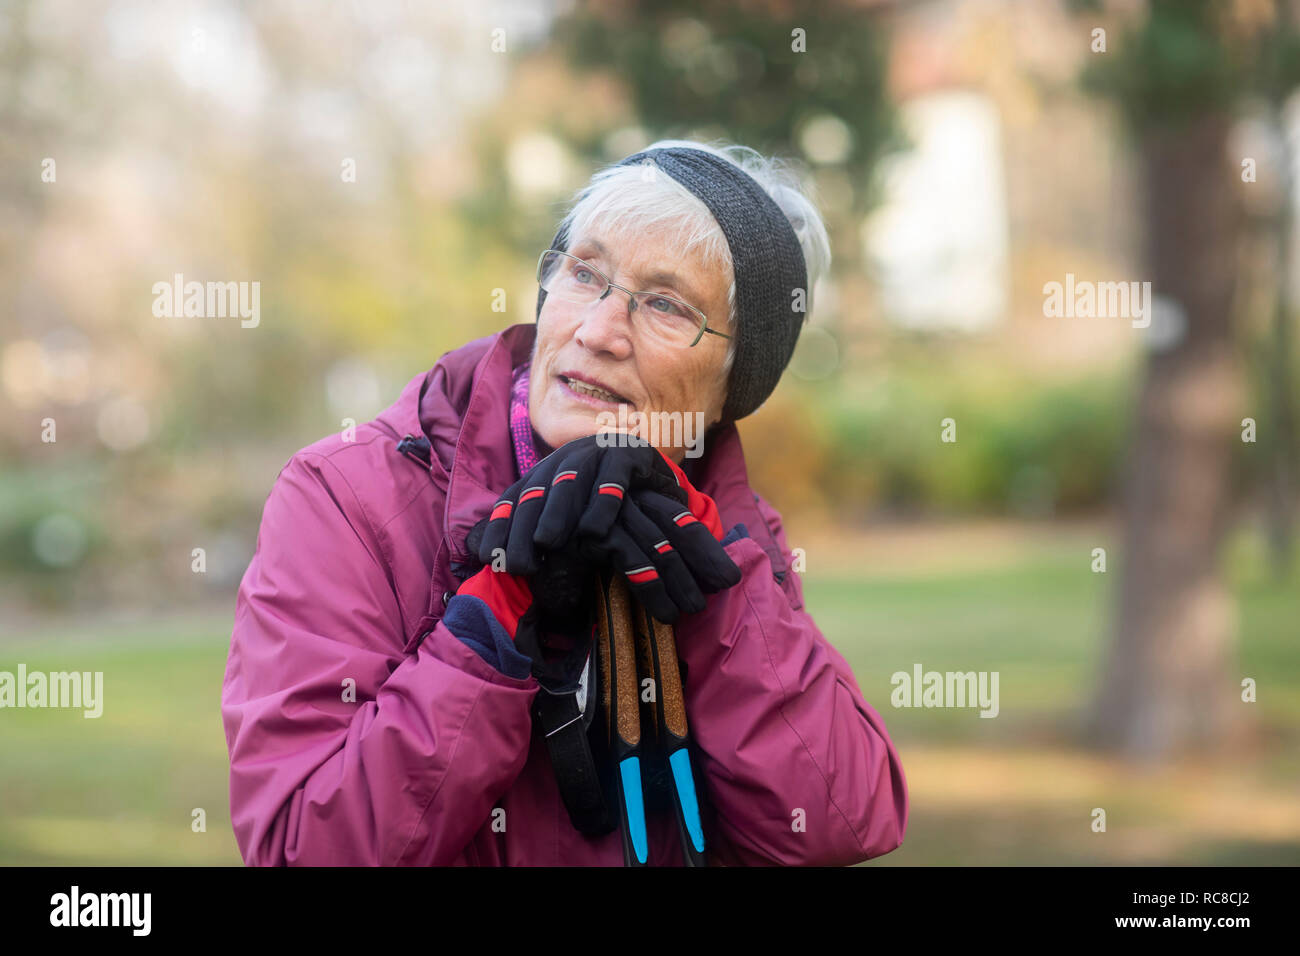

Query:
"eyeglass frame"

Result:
[[535, 249, 733, 348]]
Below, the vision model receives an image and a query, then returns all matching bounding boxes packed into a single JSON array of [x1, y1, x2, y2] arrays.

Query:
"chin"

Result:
[[536, 408, 602, 450]]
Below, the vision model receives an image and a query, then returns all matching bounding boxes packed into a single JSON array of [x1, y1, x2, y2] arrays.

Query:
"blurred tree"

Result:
[[535, 0, 901, 346], [1077, 0, 1300, 759], [1249, 6, 1300, 578], [552, 0, 895, 201]]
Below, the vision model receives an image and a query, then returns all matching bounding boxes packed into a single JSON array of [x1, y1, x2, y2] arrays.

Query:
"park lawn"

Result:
[[801, 523, 1300, 866], [1, 523, 1295, 865], [0, 628, 242, 865]]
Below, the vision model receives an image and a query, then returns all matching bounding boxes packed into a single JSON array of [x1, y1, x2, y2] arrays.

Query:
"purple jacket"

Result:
[[221, 322, 908, 866]]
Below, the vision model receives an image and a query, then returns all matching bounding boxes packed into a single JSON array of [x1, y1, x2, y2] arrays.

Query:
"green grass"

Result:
[[806, 530, 1300, 743], [798, 525, 1300, 866], [1, 523, 1296, 865], [808, 553, 1111, 741], [0, 627, 242, 865]]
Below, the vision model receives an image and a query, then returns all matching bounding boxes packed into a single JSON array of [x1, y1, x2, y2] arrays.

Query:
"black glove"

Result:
[[476, 433, 686, 576], [463, 515, 597, 688], [474, 434, 743, 626], [577, 489, 743, 624]]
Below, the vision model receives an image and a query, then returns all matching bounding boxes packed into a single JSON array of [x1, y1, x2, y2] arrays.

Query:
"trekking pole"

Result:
[[630, 597, 707, 867], [594, 570, 709, 866], [594, 569, 649, 866]]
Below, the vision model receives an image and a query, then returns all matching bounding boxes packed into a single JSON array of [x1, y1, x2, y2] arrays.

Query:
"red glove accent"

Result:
[[656, 448, 725, 541], [455, 566, 533, 639]]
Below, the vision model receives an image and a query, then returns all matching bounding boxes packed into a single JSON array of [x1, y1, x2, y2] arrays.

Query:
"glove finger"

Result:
[[628, 447, 688, 504], [484, 436, 586, 569], [618, 496, 705, 615], [504, 479, 550, 574], [478, 475, 528, 566], [574, 437, 661, 539], [592, 523, 682, 625], [638, 467, 688, 505], [533, 440, 602, 550], [636, 490, 742, 592], [575, 466, 632, 541]]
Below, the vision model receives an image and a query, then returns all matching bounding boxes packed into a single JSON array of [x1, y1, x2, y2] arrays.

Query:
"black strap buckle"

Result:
[[532, 650, 616, 835]]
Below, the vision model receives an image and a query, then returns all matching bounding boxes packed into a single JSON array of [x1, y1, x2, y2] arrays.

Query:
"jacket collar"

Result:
[[379, 323, 786, 576], [441, 324, 536, 561]]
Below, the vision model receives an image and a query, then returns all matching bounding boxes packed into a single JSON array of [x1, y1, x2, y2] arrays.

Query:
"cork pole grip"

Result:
[[607, 573, 641, 748], [651, 617, 688, 739]]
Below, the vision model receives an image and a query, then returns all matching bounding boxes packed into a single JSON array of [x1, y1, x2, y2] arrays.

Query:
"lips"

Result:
[[558, 370, 632, 406]]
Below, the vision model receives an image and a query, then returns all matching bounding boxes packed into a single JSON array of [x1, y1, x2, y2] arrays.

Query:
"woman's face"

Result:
[[528, 225, 732, 463]]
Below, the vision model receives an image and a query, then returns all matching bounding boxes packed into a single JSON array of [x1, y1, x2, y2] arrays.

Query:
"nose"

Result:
[[573, 289, 634, 359]]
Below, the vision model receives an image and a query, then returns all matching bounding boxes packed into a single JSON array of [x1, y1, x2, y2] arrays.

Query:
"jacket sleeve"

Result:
[[221, 452, 539, 866], [675, 495, 909, 866]]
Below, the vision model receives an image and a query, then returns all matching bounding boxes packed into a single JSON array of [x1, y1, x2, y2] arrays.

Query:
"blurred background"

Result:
[[1, 0, 1297, 865]]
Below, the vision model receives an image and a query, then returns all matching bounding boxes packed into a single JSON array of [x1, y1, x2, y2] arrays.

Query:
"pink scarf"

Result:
[[509, 361, 550, 477]]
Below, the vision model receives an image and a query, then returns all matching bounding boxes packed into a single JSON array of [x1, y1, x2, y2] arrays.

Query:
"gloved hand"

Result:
[[474, 434, 743, 626], [577, 450, 742, 624], [476, 433, 687, 577], [458, 518, 598, 688]]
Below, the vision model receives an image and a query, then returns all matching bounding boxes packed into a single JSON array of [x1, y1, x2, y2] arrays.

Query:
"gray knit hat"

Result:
[[535, 146, 809, 424]]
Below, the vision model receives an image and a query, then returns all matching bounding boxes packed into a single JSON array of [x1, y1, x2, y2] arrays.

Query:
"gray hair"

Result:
[[556, 138, 831, 379]]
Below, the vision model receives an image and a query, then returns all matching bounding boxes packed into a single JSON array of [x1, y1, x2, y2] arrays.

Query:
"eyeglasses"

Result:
[[536, 249, 732, 348]]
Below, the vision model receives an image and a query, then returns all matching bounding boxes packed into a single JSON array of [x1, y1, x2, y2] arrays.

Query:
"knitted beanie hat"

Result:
[[535, 146, 809, 424]]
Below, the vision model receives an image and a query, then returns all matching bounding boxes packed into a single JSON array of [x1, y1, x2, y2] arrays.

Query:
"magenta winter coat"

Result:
[[221, 321, 909, 866]]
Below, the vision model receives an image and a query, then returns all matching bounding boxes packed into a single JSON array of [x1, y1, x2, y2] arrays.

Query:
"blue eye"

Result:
[[647, 296, 690, 319]]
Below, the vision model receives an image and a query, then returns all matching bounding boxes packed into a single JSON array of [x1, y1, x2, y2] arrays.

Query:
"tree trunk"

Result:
[[1266, 105, 1296, 578], [1085, 113, 1249, 760]]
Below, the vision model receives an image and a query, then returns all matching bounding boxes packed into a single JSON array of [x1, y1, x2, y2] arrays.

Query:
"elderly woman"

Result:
[[221, 140, 908, 866]]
